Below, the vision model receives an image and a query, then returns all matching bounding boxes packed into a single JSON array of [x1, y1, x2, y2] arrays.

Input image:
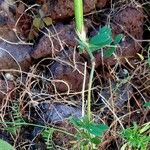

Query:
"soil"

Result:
[[0, 0, 149, 150]]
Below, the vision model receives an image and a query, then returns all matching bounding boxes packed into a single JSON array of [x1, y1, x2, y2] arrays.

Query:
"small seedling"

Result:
[[69, 116, 108, 149], [121, 122, 150, 150], [5, 102, 25, 136]]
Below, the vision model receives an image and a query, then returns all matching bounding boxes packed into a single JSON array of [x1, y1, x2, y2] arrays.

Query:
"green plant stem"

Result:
[[0, 121, 74, 137], [87, 59, 95, 121], [74, 0, 84, 34]]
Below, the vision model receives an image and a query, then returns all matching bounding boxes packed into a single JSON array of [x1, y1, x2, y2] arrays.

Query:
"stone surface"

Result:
[[100, 81, 133, 108], [32, 103, 82, 124], [0, 10, 17, 42], [97, 0, 108, 8], [31, 23, 77, 59], [112, 6, 144, 39], [0, 41, 33, 71], [43, 0, 105, 21], [48, 49, 89, 93]]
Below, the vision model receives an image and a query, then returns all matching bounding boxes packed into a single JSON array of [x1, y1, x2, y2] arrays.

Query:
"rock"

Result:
[[48, 49, 89, 93], [100, 81, 133, 108], [112, 6, 144, 40], [42, 0, 101, 21], [31, 19, 92, 60], [32, 103, 82, 124], [0, 11, 18, 42], [0, 79, 15, 101], [0, 41, 33, 71], [31, 23, 77, 59], [94, 6, 144, 67], [97, 0, 108, 8], [31, 103, 79, 149]]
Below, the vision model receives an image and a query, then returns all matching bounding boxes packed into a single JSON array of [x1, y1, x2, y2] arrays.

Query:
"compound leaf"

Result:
[[104, 47, 116, 58], [89, 26, 113, 51]]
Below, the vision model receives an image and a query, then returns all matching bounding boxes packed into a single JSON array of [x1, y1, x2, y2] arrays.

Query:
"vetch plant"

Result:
[[5, 102, 25, 136], [41, 128, 55, 150], [70, 0, 123, 149], [74, 0, 123, 121]]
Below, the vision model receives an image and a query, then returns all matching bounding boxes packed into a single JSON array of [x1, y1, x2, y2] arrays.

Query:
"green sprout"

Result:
[[121, 122, 150, 150]]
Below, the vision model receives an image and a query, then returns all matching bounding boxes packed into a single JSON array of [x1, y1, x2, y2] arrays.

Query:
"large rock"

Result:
[[0, 41, 33, 71], [112, 6, 144, 40], [42, 0, 107, 21], [32, 103, 82, 124], [31, 23, 77, 59], [48, 49, 89, 93]]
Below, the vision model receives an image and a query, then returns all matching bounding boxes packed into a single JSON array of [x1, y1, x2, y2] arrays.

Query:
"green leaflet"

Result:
[[69, 116, 108, 137], [103, 47, 116, 58], [144, 102, 150, 107], [84, 122, 108, 136], [89, 25, 112, 45], [0, 140, 15, 150], [103, 34, 124, 57], [114, 34, 124, 44], [89, 26, 113, 52]]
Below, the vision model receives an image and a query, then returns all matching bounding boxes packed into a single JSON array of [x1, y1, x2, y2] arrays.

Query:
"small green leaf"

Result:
[[0, 139, 15, 150], [89, 26, 113, 51], [69, 117, 84, 128], [114, 34, 124, 44], [104, 47, 116, 58], [33, 17, 42, 29], [85, 123, 108, 136], [90, 137, 101, 145], [43, 17, 52, 26], [144, 102, 150, 107]]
